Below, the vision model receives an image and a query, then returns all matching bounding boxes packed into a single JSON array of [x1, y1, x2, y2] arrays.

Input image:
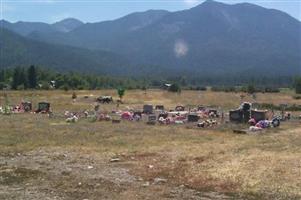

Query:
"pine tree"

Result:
[[11, 67, 21, 90], [247, 84, 256, 94], [28, 65, 37, 89], [295, 77, 301, 94], [169, 83, 181, 93], [117, 88, 125, 100], [0, 70, 4, 82], [19, 68, 28, 89]]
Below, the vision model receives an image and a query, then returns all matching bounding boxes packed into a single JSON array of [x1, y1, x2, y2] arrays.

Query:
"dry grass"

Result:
[[0, 89, 301, 199], [1, 89, 300, 110]]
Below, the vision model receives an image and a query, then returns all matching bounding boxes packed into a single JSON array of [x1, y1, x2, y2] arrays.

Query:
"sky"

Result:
[[0, 0, 300, 23]]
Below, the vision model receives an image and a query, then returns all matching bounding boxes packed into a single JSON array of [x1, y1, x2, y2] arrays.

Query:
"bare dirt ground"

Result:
[[0, 147, 235, 200], [0, 90, 301, 199]]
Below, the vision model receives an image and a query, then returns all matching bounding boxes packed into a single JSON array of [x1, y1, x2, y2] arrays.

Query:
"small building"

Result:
[[162, 83, 172, 90]]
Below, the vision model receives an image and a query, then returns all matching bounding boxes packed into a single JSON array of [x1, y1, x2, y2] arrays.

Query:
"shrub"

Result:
[[246, 84, 256, 94], [293, 95, 301, 100], [264, 87, 280, 93], [60, 84, 69, 91], [254, 103, 301, 111], [0, 82, 7, 90], [168, 83, 181, 93], [189, 86, 207, 91], [17, 84, 25, 90], [196, 86, 207, 91], [211, 86, 236, 92], [72, 92, 77, 99]]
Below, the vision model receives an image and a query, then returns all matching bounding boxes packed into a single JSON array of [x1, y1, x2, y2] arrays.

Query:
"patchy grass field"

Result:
[[0, 90, 301, 200]]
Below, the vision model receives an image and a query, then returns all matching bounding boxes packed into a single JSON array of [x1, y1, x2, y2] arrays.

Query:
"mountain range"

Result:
[[1, 18, 83, 36], [0, 28, 133, 75], [1, 0, 301, 77]]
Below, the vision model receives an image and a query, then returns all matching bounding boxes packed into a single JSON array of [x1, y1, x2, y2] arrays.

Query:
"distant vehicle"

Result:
[[96, 96, 113, 104]]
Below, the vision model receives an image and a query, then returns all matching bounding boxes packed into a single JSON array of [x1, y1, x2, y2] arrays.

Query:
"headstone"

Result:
[[143, 105, 153, 114], [155, 105, 164, 111], [188, 114, 199, 122], [158, 112, 168, 119], [37, 102, 50, 113], [22, 102, 32, 112], [229, 110, 243, 123], [175, 106, 185, 111], [111, 114, 121, 123], [251, 110, 268, 122], [208, 109, 219, 117], [147, 114, 157, 125]]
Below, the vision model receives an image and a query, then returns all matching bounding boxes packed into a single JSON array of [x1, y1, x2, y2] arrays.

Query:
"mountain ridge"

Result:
[[51, 18, 84, 32], [0, 28, 134, 75], [1, 0, 301, 77], [0, 18, 85, 36]]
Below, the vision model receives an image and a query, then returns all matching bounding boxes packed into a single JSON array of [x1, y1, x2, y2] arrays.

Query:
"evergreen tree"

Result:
[[0, 70, 5, 82], [11, 67, 21, 90], [295, 77, 301, 94], [19, 68, 28, 89], [169, 83, 181, 93], [117, 88, 125, 100], [247, 84, 256, 94], [28, 65, 37, 89]]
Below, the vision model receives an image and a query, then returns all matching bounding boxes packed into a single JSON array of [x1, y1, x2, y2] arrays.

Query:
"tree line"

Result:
[[0, 66, 300, 93], [0, 66, 152, 90]]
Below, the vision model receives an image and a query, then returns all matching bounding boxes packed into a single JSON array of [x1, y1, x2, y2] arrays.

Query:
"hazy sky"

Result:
[[1, 0, 300, 23]]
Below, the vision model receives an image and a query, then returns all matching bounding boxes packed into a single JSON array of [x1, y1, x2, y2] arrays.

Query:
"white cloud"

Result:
[[174, 40, 189, 58], [183, 0, 200, 6], [51, 12, 72, 22]]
